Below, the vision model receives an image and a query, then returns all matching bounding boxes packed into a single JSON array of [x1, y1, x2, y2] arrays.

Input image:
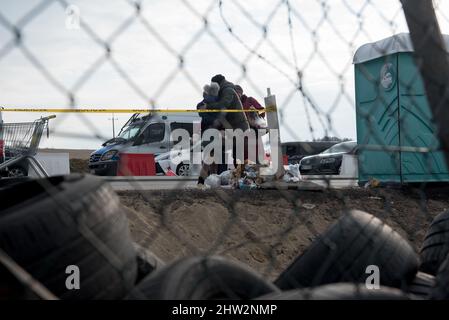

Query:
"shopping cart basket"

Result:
[[0, 115, 56, 177]]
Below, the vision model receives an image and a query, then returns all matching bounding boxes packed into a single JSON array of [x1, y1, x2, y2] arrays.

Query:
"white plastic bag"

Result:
[[287, 164, 301, 179], [219, 170, 232, 185], [282, 164, 301, 183], [205, 174, 222, 188]]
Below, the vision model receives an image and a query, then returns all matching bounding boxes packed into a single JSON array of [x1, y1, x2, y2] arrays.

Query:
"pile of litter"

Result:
[[204, 163, 302, 190]]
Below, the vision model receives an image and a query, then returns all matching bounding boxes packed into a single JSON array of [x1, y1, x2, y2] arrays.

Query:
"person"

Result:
[[197, 82, 220, 132], [234, 85, 266, 164], [196, 82, 221, 186], [206, 75, 249, 132], [206, 74, 250, 174], [234, 85, 265, 120]]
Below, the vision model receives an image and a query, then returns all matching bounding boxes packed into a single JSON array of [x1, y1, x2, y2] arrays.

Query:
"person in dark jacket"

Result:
[[206, 75, 250, 132], [206, 75, 250, 170]]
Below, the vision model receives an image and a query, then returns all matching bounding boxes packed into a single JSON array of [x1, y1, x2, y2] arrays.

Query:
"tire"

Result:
[[176, 163, 190, 176], [274, 210, 418, 290], [0, 174, 137, 299], [0, 176, 32, 189], [126, 256, 279, 300], [405, 272, 435, 299], [133, 243, 165, 284], [431, 253, 449, 300], [419, 210, 449, 275], [257, 283, 409, 300]]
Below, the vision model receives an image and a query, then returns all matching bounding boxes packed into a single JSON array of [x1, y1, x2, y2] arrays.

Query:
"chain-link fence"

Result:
[[1, 0, 449, 301]]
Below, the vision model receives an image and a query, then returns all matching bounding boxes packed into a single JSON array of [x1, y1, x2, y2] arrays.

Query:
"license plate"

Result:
[[90, 169, 96, 174], [301, 165, 312, 170]]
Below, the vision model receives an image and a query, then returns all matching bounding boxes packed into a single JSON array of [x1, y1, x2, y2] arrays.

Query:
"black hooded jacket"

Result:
[[206, 80, 250, 131]]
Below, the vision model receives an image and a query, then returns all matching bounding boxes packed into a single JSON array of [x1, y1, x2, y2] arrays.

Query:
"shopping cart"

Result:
[[0, 115, 56, 177]]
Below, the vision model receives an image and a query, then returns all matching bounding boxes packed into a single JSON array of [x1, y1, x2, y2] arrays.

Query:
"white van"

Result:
[[88, 112, 201, 176]]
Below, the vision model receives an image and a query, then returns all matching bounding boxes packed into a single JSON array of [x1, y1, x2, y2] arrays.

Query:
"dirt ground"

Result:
[[39, 148, 94, 159], [118, 186, 449, 279], [70, 159, 89, 174]]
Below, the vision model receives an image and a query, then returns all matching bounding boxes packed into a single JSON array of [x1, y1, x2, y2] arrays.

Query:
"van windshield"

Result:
[[118, 125, 141, 140]]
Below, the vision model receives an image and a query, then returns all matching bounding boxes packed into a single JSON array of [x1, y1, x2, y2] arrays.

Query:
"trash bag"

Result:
[[283, 174, 300, 183], [282, 164, 301, 183], [245, 165, 258, 179], [205, 174, 222, 188], [238, 178, 258, 190], [219, 170, 232, 186], [288, 164, 301, 179]]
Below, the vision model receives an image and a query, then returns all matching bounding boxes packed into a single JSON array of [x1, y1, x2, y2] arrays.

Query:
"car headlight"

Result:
[[101, 150, 118, 161]]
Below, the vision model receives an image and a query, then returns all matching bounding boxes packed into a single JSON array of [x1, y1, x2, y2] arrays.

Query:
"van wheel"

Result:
[[176, 163, 190, 176]]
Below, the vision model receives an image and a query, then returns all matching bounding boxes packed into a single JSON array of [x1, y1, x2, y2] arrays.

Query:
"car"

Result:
[[299, 141, 358, 175], [88, 112, 201, 176], [154, 147, 201, 176], [282, 141, 339, 165]]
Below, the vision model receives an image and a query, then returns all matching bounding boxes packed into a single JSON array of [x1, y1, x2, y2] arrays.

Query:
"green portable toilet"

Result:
[[354, 33, 449, 184]]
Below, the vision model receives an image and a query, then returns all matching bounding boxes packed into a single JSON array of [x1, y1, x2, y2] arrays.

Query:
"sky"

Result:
[[1, 0, 449, 149]]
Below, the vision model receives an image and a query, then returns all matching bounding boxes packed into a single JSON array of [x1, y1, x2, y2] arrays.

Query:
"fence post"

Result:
[[264, 88, 285, 179], [401, 0, 449, 168]]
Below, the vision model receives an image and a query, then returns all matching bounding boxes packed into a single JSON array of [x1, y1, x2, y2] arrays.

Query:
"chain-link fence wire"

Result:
[[1, 0, 449, 299]]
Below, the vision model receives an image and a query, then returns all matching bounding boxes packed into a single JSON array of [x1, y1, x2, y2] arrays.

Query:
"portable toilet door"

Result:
[[397, 53, 449, 182], [354, 33, 449, 184], [354, 45, 402, 183]]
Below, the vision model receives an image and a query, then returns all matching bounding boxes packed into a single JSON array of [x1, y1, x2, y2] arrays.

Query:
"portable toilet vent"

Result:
[[354, 33, 449, 184]]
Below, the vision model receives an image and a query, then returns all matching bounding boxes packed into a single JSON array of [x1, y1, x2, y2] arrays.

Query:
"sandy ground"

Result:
[[70, 159, 90, 174], [119, 186, 449, 279], [39, 148, 94, 159]]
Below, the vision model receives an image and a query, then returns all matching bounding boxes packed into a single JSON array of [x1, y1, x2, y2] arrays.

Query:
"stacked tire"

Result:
[[0, 174, 138, 299], [125, 210, 431, 300], [419, 210, 449, 275], [274, 210, 419, 290], [419, 210, 449, 300], [127, 255, 279, 300], [1, 174, 449, 300]]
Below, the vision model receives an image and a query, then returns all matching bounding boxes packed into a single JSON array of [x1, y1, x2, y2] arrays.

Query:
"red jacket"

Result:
[[240, 95, 265, 118]]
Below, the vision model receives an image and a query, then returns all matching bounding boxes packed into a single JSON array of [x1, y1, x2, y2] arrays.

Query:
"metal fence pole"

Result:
[[401, 0, 449, 168]]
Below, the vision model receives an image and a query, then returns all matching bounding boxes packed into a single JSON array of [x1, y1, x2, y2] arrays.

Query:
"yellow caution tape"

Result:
[[0, 107, 275, 113]]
